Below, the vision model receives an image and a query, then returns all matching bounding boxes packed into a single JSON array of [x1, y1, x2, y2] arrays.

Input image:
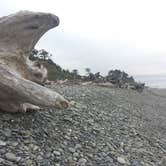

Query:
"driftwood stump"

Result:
[[0, 11, 69, 112]]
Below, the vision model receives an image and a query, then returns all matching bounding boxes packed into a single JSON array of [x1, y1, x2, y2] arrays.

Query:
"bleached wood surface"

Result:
[[0, 11, 69, 112]]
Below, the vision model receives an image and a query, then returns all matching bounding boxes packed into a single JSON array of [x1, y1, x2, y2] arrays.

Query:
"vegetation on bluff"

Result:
[[30, 49, 145, 91]]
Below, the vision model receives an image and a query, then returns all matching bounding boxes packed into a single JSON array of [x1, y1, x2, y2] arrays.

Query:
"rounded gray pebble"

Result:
[[78, 158, 87, 166], [5, 152, 20, 162]]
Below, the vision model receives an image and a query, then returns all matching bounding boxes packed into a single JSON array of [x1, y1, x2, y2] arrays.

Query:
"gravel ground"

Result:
[[0, 84, 165, 166]]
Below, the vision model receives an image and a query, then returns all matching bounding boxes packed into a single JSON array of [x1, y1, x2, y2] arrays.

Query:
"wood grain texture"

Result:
[[0, 11, 69, 112]]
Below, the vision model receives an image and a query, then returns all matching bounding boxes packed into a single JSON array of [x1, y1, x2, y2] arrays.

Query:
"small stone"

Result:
[[105, 156, 113, 163], [58, 148, 63, 153], [64, 135, 70, 140], [101, 152, 107, 157], [75, 103, 87, 109], [63, 141, 68, 145], [24, 139, 30, 144], [37, 155, 43, 160], [117, 157, 126, 164], [80, 153, 84, 157], [0, 148, 6, 154], [70, 100, 76, 106], [68, 147, 75, 153], [67, 156, 76, 165], [53, 151, 61, 156], [0, 158, 4, 163], [23, 145, 29, 151], [25, 159, 33, 165], [93, 125, 100, 132], [73, 152, 79, 158], [3, 129, 12, 137], [55, 163, 60, 166], [73, 157, 77, 161], [75, 144, 82, 149], [160, 156, 166, 165], [63, 117, 72, 122], [5, 152, 20, 162], [81, 94, 86, 97], [106, 143, 115, 151], [87, 119, 94, 125], [91, 142, 96, 147], [86, 153, 93, 158], [78, 158, 87, 166], [55, 156, 61, 161], [10, 142, 18, 146], [46, 152, 51, 158], [33, 145, 39, 151], [0, 140, 6, 146], [29, 144, 39, 151]]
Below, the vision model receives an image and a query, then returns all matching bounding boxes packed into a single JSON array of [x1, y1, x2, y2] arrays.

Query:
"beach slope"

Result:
[[0, 84, 165, 165]]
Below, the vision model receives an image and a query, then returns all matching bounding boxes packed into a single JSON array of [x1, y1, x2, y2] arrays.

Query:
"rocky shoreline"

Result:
[[0, 84, 165, 166]]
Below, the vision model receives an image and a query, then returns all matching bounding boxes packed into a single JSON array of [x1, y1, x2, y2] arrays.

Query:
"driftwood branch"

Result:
[[0, 11, 69, 112]]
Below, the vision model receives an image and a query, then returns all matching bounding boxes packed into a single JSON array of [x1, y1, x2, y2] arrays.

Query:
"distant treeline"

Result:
[[30, 49, 145, 91]]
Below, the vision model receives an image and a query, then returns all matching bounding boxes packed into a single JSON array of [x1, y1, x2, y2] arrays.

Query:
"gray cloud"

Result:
[[1, 1, 166, 76], [37, 30, 166, 76]]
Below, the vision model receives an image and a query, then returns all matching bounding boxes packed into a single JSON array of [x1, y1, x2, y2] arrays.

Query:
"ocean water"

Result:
[[134, 75, 166, 89]]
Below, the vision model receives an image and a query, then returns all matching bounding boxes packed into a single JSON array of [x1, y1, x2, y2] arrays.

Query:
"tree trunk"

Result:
[[0, 11, 69, 112]]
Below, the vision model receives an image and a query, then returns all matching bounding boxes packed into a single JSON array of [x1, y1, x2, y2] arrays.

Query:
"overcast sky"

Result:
[[1, 0, 166, 75]]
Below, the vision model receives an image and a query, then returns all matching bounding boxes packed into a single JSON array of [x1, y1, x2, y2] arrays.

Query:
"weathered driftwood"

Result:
[[0, 11, 69, 112]]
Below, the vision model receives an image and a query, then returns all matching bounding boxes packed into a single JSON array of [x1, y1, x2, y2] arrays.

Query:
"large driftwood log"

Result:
[[0, 11, 69, 112]]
